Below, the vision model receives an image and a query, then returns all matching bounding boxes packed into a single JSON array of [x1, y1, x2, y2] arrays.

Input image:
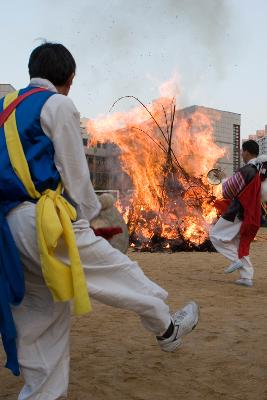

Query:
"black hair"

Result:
[[242, 140, 259, 156], [28, 42, 76, 86]]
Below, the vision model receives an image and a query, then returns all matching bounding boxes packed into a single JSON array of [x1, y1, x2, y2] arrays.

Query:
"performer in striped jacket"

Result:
[[210, 140, 261, 287]]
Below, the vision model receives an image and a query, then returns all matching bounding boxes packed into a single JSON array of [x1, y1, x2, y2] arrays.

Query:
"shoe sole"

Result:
[[160, 337, 183, 352], [234, 281, 253, 287]]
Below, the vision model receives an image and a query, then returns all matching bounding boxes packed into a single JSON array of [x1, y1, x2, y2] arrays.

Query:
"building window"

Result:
[[233, 124, 240, 173]]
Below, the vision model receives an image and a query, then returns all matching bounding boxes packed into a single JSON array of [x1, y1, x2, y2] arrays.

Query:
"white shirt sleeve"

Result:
[[40, 93, 101, 222]]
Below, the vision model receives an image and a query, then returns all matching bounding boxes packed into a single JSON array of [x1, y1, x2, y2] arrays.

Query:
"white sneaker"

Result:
[[157, 301, 199, 352], [235, 278, 253, 287], [224, 260, 243, 274]]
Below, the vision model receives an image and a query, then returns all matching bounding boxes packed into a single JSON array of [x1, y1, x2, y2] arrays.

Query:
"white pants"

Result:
[[7, 203, 171, 400], [209, 217, 254, 280]]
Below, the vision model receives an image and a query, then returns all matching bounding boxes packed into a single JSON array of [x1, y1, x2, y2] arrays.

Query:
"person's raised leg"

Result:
[[56, 219, 199, 350]]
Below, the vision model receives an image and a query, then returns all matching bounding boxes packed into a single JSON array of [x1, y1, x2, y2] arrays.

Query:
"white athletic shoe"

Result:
[[224, 260, 243, 274], [157, 301, 199, 352], [235, 278, 253, 287]]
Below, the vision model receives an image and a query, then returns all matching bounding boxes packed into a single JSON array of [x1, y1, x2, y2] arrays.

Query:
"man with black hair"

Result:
[[0, 42, 199, 400], [210, 140, 261, 287]]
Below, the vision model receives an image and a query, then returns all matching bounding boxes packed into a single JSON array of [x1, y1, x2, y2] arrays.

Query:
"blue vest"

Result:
[[0, 87, 60, 376], [0, 87, 60, 214]]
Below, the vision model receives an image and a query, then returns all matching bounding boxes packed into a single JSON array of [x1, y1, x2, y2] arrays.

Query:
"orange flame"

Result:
[[87, 78, 224, 247]]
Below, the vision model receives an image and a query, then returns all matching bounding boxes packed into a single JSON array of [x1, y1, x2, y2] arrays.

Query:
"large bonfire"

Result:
[[87, 78, 225, 251]]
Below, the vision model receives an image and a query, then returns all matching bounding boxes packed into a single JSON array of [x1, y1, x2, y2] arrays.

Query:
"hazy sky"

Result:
[[1, 0, 266, 138]]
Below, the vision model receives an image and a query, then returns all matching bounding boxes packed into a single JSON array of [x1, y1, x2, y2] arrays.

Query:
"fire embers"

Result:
[[120, 178, 218, 252], [131, 234, 216, 253]]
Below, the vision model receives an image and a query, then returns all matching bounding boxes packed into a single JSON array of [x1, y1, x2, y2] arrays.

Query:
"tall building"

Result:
[[178, 106, 241, 176], [243, 126, 267, 157], [0, 84, 15, 99], [256, 136, 267, 155], [256, 129, 265, 138], [248, 134, 257, 140], [248, 130, 265, 141]]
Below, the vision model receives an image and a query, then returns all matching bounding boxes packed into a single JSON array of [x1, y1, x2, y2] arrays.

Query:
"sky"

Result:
[[1, 0, 267, 138]]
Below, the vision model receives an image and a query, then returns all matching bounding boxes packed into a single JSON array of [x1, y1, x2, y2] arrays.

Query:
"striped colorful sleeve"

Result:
[[222, 171, 246, 199]]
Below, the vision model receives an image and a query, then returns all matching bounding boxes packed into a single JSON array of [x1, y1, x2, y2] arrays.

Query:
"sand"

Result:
[[1, 229, 267, 400]]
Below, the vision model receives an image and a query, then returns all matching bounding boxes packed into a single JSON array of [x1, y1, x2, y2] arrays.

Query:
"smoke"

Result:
[[36, 0, 232, 116], [165, 0, 230, 78]]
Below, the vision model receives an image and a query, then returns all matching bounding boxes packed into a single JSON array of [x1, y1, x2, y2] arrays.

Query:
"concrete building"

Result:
[[256, 129, 265, 138], [0, 84, 15, 99], [248, 134, 257, 140], [243, 126, 267, 157], [248, 127, 267, 141], [81, 119, 131, 191], [178, 106, 241, 176], [255, 136, 267, 156], [84, 143, 131, 192]]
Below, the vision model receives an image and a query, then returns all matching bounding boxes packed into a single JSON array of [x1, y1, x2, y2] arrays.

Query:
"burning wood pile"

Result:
[[87, 82, 225, 252]]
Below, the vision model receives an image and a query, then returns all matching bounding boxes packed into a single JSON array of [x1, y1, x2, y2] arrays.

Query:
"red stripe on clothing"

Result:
[[0, 88, 47, 127], [222, 172, 245, 199]]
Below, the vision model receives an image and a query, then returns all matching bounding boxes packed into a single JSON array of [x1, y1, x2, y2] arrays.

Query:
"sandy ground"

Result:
[[1, 230, 267, 400]]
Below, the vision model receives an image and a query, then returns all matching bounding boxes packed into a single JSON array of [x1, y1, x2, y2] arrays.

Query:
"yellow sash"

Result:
[[3, 92, 91, 315]]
